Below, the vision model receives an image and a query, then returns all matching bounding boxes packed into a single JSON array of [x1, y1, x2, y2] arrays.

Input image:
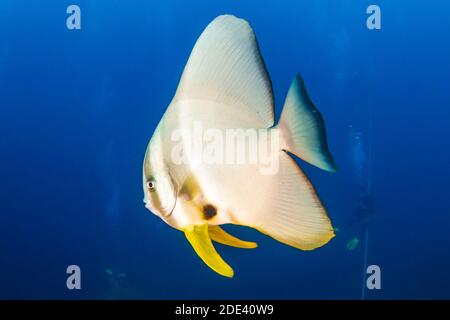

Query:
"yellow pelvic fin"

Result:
[[183, 224, 234, 278], [208, 225, 257, 249]]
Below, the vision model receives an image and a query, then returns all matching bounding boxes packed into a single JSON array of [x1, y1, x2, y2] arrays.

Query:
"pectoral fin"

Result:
[[183, 224, 234, 278], [209, 225, 257, 249], [179, 174, 202, 201]]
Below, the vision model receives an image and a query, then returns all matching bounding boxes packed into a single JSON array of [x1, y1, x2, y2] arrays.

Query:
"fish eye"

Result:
[[146, 180, 156, 192]]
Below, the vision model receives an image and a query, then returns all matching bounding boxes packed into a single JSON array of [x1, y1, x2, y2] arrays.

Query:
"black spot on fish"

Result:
[[203, 204, 217, 220]]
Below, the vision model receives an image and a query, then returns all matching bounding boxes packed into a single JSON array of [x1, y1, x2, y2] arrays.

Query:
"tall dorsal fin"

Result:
[[173, 15, 274, 128]]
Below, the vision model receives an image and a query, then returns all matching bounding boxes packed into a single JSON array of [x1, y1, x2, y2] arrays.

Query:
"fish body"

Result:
[[143, 15, 337, 277]]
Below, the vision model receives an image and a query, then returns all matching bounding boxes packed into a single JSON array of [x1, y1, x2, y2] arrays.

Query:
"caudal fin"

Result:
[[277, 74, 337, 172]]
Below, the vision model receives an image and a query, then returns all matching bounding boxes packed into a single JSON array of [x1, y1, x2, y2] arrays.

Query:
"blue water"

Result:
[[1, 0, 449, 299]]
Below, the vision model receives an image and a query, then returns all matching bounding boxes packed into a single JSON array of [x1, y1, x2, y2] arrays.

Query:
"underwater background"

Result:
[[1, 0, 449, 299]]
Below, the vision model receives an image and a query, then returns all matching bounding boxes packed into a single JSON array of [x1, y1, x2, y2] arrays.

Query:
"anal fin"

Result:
[[183, 224, 234, 278], [209, 225, 257, 249], [230, 151, 335, 251]]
